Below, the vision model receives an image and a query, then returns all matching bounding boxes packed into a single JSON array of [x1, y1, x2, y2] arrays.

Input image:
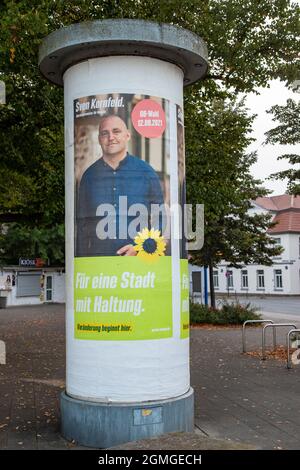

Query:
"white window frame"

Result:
[[256, 270, 265, 290], [226, 270, 233, 289], [272, 237, 282, 259], [213, 270, 219, 289], [274, 269, 283, 290], [241, 270, 248, 289]]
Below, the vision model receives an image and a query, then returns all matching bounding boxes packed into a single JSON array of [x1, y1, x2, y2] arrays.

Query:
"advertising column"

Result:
[[65, 57, 187, 403], [39, 19, 208, 448]]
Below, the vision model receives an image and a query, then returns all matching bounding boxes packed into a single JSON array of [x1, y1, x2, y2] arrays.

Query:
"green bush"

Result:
[[190, 299, 261, 325]]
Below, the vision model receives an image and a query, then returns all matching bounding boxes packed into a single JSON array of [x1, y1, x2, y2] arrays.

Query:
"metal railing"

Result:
[[242, 320, 274, 353], [262, 323, 297, 361], [287, 329, 300, 369]]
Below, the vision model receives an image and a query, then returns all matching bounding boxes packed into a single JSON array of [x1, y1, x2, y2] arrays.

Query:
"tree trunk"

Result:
[[208, 261, 216, 309]]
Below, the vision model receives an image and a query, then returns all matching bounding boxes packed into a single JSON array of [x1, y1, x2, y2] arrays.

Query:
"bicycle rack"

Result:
[[287, 329, 300, 369], [242, 319, 274, 353], [262, 323, 297, 361]]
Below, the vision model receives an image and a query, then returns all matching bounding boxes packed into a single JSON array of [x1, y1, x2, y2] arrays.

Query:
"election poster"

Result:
[[177, 104, 189, 339], [73, 93, 173, 340]]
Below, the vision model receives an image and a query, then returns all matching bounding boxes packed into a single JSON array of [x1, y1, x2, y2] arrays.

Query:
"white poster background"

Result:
[[64, 56, 189, 402]]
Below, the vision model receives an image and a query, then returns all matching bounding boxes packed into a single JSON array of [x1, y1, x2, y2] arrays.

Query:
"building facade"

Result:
[[1, 196, 299, 307], [0, 266, 65, 307], [190, 195, 300, 299]]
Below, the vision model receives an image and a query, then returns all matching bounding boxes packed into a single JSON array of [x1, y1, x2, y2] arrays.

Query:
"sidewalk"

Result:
[[0, 304, 299, 450], [191, 323, 300, 450]]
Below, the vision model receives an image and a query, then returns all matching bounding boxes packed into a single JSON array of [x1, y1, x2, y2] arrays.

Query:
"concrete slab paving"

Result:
[[109, 431, 257, 450], [0, 304, 299, 450], [191, 327, 300, 450]]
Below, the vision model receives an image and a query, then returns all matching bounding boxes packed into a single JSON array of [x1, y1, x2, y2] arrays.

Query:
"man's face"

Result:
[[98, 116, 130, 157]]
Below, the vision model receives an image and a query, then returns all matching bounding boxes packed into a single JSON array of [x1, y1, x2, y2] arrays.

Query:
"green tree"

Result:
[[265, 98, 300, 195], [0, 223, 65, 265], [0, 1, 65, 263], [185, 97, 282, 307], [0, 0, 298, 266]]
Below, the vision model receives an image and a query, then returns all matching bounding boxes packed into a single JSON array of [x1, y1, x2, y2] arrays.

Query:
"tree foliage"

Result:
[[185, 97, 283, 306], [0, 223, 65, 265], [0, 0, 298, 267], [265, 98, 300, 195]]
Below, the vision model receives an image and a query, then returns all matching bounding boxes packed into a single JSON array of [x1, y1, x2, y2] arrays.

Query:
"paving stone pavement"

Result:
[[191, 325, 300, 450], [0, 304, 299, 450]]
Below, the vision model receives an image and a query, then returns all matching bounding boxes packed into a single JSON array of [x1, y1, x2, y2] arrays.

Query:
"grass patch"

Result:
[[190, 299, 261, 325]]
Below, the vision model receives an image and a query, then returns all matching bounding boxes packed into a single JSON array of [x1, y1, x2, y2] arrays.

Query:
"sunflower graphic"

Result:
[[134, 228, 166, 262]]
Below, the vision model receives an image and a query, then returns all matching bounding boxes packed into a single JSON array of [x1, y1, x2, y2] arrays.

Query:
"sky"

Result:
[[246, 80, 299, 196]]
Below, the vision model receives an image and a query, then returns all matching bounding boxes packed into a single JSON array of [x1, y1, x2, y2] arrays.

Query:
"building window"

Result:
[[226, 270, 233, 288], [192, 271, 201, 294], [272, 237, 282, 259], [256, 270, 265, 289], [16, 272, 42, 297], [241, 270, 248, 289], [213, 270, 219, 288], [274, 269, 283, 289]]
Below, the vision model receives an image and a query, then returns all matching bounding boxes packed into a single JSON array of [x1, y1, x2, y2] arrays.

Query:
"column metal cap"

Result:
[[39, 19, 208, 87]]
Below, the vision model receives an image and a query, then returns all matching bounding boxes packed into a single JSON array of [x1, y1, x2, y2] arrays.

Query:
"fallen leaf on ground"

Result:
[[245, 345, 296, 361]]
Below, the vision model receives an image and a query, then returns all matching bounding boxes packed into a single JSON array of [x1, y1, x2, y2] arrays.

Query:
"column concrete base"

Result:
[[60, 388, 194, 448]]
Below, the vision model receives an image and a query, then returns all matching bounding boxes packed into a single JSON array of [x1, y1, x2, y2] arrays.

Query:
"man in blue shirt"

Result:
[[76, 114, 164, 257]]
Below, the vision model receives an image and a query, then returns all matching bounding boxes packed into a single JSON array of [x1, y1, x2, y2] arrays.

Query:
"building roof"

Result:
[[268, 210, 300, 234], [254, 194, 300, 234], [255, 194, 300, 211]]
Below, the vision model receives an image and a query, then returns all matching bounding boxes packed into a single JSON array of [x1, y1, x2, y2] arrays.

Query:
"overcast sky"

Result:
[[245, 80, 299, 196]]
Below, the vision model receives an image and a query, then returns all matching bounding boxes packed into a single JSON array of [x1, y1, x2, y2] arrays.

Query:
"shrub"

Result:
[[190, 302, 217, 324], [190, 299, 261, 325]]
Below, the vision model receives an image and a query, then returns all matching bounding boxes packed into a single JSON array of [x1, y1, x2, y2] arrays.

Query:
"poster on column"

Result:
[[177, 104, 190, 339], [74, 93, 172, 340]]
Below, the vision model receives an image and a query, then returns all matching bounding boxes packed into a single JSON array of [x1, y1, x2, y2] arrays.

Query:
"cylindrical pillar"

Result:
[[39, 19, 208, 448]]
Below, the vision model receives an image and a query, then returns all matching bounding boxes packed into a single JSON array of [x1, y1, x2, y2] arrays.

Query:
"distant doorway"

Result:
[[191, 271, 202, 302], [45, 275, 53, 302]]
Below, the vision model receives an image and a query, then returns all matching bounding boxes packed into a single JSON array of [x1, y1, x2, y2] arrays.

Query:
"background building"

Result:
[[190, 195, 300, 299], [1, 195, 299, 307], [0, 265, 65, 307]]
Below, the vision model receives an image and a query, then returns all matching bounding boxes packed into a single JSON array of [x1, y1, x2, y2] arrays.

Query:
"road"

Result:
[[217, 295, 300, 320]]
